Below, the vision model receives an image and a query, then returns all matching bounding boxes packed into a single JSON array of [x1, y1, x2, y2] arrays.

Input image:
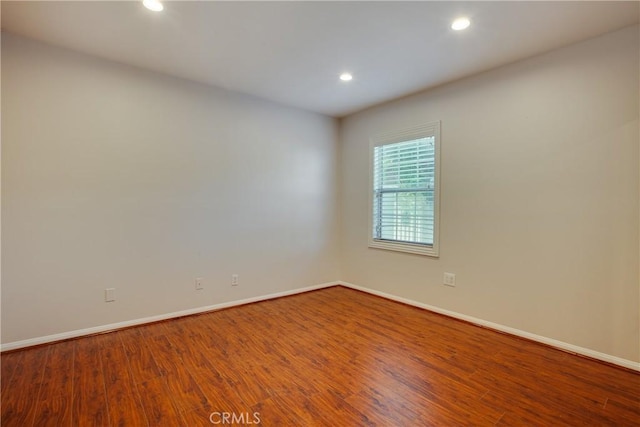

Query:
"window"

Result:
[[369, 121, 440, 256]]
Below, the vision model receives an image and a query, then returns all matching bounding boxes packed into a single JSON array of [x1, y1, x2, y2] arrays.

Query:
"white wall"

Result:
[[340, 25, 639, 362], [1, 34, 340, 344]]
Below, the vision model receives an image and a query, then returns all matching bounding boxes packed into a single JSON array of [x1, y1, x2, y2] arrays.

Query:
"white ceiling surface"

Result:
[[1, 1, 638, 117]]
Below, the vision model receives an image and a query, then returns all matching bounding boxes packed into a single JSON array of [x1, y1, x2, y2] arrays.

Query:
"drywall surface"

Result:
[[340, 25, 640, 362], [1, 34, 340, 343]]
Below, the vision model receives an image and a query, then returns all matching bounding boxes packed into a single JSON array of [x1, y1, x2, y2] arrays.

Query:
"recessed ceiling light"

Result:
[[451, 17, 470, 31], [340, 73, 353, 82], [143, 0, 164, 12]]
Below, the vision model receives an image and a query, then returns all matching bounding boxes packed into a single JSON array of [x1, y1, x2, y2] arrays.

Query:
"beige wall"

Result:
[[1, 34, 340, 343], [340, 25, 639, 362]]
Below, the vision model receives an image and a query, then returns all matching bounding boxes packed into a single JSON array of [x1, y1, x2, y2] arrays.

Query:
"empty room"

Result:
[[1, 1, 639, 426]]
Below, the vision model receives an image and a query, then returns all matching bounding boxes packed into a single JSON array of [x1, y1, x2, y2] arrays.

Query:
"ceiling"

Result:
[[2, 1, 638, 117]]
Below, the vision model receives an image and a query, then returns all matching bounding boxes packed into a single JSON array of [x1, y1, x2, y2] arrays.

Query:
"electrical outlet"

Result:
[[443, 273, 456, 287], [195, 277, 204, 290], [231, 274, 239, 286], [105, 288, 115, 302]]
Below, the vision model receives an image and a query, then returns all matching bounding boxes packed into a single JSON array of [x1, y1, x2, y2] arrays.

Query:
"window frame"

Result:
[[368, 121, 441, 257]]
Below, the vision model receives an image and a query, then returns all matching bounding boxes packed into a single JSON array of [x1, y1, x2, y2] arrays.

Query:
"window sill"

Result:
[[369, 239, 439, 257]]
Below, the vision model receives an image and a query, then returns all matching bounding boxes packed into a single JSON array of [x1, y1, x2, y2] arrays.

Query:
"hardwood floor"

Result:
[[2, 286, 639, 426]]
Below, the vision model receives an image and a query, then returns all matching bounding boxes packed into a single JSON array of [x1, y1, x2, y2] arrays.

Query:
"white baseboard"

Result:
[[0, 281, 339, 352], [339, 281, 640, 372], [4, 279, 639, 372]]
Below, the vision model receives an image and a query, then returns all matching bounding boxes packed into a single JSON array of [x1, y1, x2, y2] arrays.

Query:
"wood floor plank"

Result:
[[302, 388, 372, 426], [135, 377, 185, 426], [251, 397, 308, 426], [145, 335, 211, 413], [178, 408, 219, 426], [32, 341, 74, 426], [118, 327, 161, 383], [601, 396, 640, 425], [2, 286, 638, 426], [32, 397, 74, 427], [98, 333, 148, 426], [472, 358, 609, 417], [0, 350, 25, 396], [189, 366, 243, 409], [1, 345, 50, 427], [356, 350, 503, 424], [72, 336, 109, 427]]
